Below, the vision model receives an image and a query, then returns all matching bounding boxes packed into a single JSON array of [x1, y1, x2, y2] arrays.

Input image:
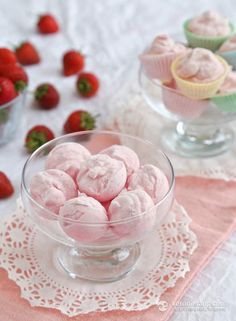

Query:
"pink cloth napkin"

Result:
[[1, 176, 236, 321]]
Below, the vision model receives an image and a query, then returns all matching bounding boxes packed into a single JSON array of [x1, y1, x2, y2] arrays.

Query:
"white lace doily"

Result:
[[0, 200, 197, 316]]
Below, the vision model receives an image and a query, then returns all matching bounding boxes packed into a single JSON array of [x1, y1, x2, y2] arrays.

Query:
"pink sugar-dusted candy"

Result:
[[139, 34, 187, 81], [108, 189, 155, 238], [45, 142, 91, 179], [55, 160, 81, 180], [188, 11, 230, 37], [176, 48, 225, 83], [30, 169, 77, 215], [77, 154, 127, 202], [100, 145, 140, 177], [59, 194, 108, 243], [127, 164, 169, 203]]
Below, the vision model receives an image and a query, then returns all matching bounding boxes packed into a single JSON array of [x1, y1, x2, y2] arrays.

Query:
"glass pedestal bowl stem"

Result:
[[162, 121, 234, 158], [56, 243, 141, 282]]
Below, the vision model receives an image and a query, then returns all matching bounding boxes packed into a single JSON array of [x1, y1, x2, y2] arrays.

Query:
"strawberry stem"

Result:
[[35, 84, 48, 100], [15, 81, 27, 92], [26, 131, 47, 153], [78, 79, 92, 94]]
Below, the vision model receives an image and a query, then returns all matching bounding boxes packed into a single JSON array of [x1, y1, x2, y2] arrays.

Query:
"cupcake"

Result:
[[171, 48, 230, 99], [183, 11, 234, 52], [139, 34, 187, 82], [162, 80, 209, 119], [218, 34, 236, 69], [211, 71, 236, 112]]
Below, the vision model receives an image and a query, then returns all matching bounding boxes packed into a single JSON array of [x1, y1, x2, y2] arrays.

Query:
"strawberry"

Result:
[[0, 48, 17, 65], [0, 171, 14, 199], [0, 77, 17, 105], [35, 83, 60, 109], [63, 50, 85, 76], [37, 14, 59, 34], [0, 64, 28, 92], [15, 42, 40, 66], [25, 125, 55, 153], [76, 72, 99, 98], [64, 110, 96, 133]]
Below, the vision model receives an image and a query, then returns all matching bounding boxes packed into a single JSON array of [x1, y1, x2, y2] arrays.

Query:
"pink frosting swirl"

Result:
[[176, 48, 226, 83], [219, 72, 236, 93], [188, 11, 230, 37], [219, 35, 236, 52], [147, 34, 186, 55]]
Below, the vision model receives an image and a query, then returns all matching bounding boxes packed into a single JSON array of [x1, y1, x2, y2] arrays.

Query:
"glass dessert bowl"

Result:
[[21, 130, 174, 282], [139, 66, 236, 158]]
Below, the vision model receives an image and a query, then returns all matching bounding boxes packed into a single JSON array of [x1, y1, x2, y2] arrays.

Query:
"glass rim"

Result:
[[21, 130, 175, 226]]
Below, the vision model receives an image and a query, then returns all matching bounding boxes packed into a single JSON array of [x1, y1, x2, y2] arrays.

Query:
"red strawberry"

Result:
[[76, 72, 99, 98], [63, 50, 85, 76], [15, 42, 40, 66], [37, 14, 59, 34], [25, 125, 55, 153], [0, 48, 17, 65], [0, 77, 17, 105], [35, 83, 60, 109], [0, 171, 14, 199], [0, 64, 28, 92], [64, 110, 96, 133]]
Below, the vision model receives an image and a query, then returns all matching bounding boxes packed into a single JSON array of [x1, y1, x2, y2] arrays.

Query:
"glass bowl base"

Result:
[[162, 122, 235, 158], [56, 243, 141, 282]]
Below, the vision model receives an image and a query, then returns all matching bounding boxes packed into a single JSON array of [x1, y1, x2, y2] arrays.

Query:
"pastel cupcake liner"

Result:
[[217, 50, 236, 70], [140, 52, 180, 82], [211, 92, 236, 112], [183, 20, 234, 52], [171, 55, 230, 100], [162, 83, 209, 119]]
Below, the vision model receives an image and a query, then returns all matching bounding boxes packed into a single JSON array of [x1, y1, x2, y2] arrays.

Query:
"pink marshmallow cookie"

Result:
[[59, 195, 108, 243], [45, 142, 91, 179], [109, 189, 155, 238], [188, 11, 230, 37], [30, 169, 77, 215], [100, 145, 140, 177], [55, 160, 82, 181], [127, 164, 169, 203], [77, 154, 127, 202]]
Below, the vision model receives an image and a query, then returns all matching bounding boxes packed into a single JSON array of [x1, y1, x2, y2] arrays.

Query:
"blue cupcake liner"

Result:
[[217, 50, 236, 70]]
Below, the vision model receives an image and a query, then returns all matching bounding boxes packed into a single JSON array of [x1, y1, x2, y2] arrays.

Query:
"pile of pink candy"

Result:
[[30, 142, 169, 243]]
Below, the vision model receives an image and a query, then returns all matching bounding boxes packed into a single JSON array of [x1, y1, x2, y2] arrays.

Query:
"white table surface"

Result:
[[0, 0, 236, 320]]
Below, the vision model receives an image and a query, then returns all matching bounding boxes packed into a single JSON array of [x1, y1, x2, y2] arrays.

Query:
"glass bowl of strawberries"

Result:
[[0, 78, 26, 145], [0, 49, 28, 145], [21, 130, 174, 282]]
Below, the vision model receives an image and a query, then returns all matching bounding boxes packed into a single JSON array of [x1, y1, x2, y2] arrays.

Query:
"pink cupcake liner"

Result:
[[140, 52, 179, 82], [162, 83, 209, 119]]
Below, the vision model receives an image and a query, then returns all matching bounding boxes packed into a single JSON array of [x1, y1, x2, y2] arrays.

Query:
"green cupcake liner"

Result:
[[211, 92, 236, 112], [217, 50, 236, 70], [183, 20, 234, 52]]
